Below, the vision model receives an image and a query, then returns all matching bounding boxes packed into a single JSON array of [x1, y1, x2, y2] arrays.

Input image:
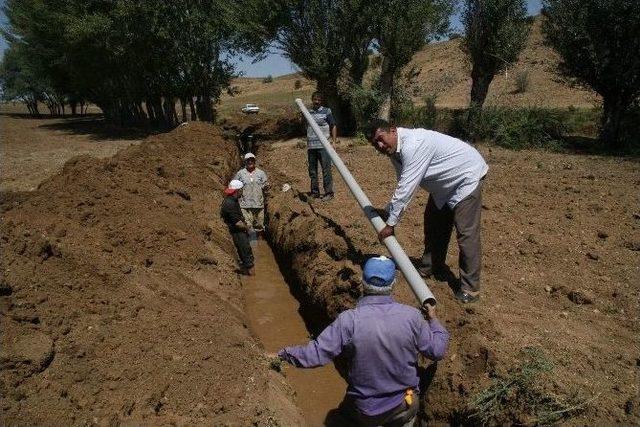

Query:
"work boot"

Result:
[[455, 288, 479, 304], [307, 191, 320, 199], [321, 192, 334, 202]]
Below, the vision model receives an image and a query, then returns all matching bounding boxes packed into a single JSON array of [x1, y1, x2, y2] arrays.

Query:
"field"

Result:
[[1, 21, 639, 423]]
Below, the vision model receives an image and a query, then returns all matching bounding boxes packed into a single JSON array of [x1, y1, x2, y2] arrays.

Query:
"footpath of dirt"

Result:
[[0, 123, 302, 425], [261, 141, 640, 425]]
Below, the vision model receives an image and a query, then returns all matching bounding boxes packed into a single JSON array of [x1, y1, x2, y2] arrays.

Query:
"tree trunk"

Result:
[[180, 97, 188, 123], [467, 66, 494, 141], [601, 95, 627, 150], [317, 80, 356, 136], [377, 56, 395, 121], [188, 96, 197, 121]]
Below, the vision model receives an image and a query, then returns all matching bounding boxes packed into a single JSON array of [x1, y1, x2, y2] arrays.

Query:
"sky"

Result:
[[0, 0, 543, 77]]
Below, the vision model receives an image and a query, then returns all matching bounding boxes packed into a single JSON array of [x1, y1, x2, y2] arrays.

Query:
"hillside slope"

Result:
[[224, 17, 599, 112]]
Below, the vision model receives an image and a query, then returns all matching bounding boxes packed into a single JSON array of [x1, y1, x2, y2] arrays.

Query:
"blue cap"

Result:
[[362, 256, 396, 287]]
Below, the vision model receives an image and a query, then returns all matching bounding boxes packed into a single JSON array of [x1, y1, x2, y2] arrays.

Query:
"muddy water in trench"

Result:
[[243, 240, 347, 426]]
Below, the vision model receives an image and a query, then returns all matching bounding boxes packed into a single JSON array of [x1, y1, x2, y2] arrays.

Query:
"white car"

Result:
[[241, 104, 260, 114]]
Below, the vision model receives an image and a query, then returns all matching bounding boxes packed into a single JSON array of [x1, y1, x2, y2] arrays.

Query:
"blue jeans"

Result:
[[307, 148, 333, 195]]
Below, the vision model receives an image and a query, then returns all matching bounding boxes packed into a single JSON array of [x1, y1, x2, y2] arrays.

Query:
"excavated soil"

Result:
[[0, 123, 303, 425], [262, 140, 640, 425]]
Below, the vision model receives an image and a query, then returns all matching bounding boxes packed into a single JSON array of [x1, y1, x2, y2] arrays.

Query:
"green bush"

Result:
[[473, 107, 569, 150], [262, 75, 273, 83], [348, 85, 383, 131], [393, 94, 438, 129]]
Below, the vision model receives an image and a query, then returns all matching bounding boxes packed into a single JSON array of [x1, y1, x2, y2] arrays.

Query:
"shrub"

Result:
[[514, 70, 530, 93], [262, 75, 273, 83], [393, 94, 439, 129], [474, 107, 568, 149], [467, 347, 594, 425], [294, 79, 302, 90], [348, 84, 383, 131]]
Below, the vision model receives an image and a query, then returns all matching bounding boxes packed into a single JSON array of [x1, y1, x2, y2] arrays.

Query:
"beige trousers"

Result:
[[241, 208, 265, 231]]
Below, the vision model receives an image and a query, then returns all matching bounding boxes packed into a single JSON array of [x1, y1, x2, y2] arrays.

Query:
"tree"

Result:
[[543, 0, 640, 149], [462, 0, 529, 132], [374, 0, 453, 120], [0, 0, 275, 126], [0, 44, 44, 115], [275, 0, 374, 134]]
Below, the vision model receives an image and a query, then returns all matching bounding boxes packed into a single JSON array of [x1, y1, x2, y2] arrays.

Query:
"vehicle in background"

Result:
[[241, 104, 260, 114]]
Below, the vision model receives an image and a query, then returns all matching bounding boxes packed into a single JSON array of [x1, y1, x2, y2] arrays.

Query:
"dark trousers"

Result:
[[422, 181, 483, 293], [307, 148, 333, 195], [337, 394, 419, 427], [231, 230, 254, 269]]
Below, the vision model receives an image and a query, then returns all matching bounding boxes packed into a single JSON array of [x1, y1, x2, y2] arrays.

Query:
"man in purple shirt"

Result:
[[276, 256, 450, 426]]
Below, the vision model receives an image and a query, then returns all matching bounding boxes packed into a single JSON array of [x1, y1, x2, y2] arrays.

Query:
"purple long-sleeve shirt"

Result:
[[278, 295, 450, 416]]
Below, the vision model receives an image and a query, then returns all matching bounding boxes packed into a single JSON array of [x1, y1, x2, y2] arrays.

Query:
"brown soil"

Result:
[[261, 140, 640, 425], [0, 123, 302, 425], [1, 106, 146, 192], [243, 241, 346, 425]]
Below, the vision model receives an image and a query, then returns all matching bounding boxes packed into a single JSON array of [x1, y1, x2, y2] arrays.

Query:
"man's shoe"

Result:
[[308, 192, 320, 199], [455, 289, 479, 304], [417, 265, 433, 278], [417, 264, 447, 279], [321, 193, 334, 201]]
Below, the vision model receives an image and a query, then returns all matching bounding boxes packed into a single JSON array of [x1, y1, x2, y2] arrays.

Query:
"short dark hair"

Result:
[[311, 91, 322, 99], [364, 118, 391, 142]]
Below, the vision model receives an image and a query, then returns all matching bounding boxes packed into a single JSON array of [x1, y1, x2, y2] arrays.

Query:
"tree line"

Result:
[[1, 0, 638, 147]]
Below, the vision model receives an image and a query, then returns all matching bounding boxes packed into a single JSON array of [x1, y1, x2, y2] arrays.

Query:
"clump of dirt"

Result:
[[0, 123, 302, 425]]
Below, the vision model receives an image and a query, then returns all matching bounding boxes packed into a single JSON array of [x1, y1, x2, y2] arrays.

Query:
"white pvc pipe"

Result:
[[295, 98, 436, 306]]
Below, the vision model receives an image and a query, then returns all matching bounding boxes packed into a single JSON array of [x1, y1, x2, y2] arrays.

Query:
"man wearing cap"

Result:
[[306, 91, 337, 202], [220, 179, 255, 275], [234, 153, 268, 233], [366, 119, 488, 304], [274, 256, 450, 426]]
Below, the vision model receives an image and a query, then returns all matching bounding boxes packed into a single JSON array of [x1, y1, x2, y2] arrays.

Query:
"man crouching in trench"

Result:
[[273, 256, 450, 426]]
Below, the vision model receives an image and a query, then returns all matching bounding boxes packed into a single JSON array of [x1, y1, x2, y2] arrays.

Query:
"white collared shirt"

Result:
[[386, 128, 488, 226]]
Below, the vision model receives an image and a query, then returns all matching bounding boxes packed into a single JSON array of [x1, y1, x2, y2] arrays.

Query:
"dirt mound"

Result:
[[261, 140, 640, 425], [0, 123, 302, 425]]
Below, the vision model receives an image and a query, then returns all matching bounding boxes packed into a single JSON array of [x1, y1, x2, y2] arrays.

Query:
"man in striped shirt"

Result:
[[306, 92, 337, 201]]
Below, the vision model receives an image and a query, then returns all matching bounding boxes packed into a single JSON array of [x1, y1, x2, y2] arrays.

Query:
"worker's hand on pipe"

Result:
[[372, 207, 389, 221], [378, 224, 394, 241], [421, 302, 437, 320]]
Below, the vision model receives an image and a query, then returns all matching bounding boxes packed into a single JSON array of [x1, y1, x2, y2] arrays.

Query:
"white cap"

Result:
[[244, 152, 256, 160], [229, 179, 244, 190]]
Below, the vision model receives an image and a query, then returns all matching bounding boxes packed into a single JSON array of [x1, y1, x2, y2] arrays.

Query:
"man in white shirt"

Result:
[[366, 119, 488, 303]]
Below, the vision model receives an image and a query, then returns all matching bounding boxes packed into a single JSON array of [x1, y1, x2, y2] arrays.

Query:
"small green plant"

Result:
[[262, 75, 273, 84], [468, 347, 596, 425], [268, 356, 282, 372], [514, 70, 530, 93], [354, 131, 369, 146]]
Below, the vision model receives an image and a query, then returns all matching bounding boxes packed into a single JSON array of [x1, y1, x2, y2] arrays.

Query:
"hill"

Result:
[[223, 17, 599, 113]]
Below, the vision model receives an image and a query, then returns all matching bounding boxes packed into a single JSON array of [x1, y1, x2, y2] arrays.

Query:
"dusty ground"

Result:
[[261, 138, 639, 424], [1, 122, 302, 425], [1, 105, 146, 192]]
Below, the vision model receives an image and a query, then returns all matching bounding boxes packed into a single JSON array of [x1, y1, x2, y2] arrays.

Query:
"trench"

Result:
[[242, 239, 348, 426]]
